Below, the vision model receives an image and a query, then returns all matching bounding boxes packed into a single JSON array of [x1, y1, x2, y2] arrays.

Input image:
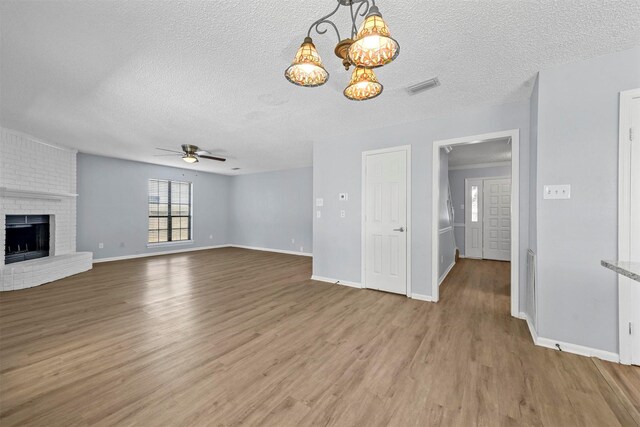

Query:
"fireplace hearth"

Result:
[[5, 215, 50, 264]]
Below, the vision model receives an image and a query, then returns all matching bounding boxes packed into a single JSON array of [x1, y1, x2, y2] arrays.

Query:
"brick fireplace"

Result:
[[0, 128, 92, 291]]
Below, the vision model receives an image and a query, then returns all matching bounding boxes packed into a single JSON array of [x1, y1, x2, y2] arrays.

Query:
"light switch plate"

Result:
[[543, 184, 571, 199], [316, 198, 324, 207], [316, 210, 321, 218], [340, 210, 346, 218], [338, 193, 348, 201]]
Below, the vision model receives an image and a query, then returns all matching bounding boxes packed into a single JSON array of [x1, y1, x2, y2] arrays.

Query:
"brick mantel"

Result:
[[0, 187, 79, 200]]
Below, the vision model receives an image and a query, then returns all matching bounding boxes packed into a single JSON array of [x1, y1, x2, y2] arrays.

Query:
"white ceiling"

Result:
[[1, 1, 639, 174], [447, 138, 511, 167]]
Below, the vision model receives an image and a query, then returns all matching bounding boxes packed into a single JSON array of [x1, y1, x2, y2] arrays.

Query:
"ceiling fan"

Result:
[[155, 144, 226, 164]]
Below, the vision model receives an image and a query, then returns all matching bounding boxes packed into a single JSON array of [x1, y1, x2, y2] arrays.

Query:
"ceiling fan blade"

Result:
[[194, 150, 210, 156], [198, 154, 226, 162], [156, 147, 184, 154], [153, 153, 182, 157]]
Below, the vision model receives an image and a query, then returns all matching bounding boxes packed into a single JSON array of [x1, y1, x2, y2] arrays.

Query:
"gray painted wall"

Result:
[[535, 46, 640, 354], [77, 153, 231, 258], [77, 155, 313, 260], [448, 165, 512, 255], [229, 168, 313, 254], [438, 149, 455, 281], [313, 100, 530, 300]]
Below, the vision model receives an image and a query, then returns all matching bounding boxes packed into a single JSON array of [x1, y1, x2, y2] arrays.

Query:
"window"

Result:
[[148, 179, 192, 244], [471, 185, 479, 222]]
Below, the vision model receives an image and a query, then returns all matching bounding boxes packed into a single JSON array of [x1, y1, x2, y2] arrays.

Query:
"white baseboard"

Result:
[[535, 336, 619, 363], [520, 311, 538, 342], [94, 244, 312, 264], [230, 245, 312, 257], [93, 244, 231, 263], [438, 261, 456, 286], [411, 293, 434, 302], [519, 312, 619, 363], [310, 275, 362, 288], [311, 276, 437, 302]]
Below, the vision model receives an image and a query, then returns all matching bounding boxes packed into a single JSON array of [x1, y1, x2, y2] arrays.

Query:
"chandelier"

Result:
[[284, 0, 399, 101]]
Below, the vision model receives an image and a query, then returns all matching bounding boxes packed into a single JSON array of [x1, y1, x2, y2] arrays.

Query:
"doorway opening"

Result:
[[432, 130, 520, 317]]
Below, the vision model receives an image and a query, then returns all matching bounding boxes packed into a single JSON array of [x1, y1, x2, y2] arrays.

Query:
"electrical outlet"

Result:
[[316, 210, 321, 218], [340, 210, 346, 218], [98, 243, 104, 249], [291, 238, 295, 244]]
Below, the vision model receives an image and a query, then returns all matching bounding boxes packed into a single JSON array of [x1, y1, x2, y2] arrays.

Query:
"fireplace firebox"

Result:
[[5, 215, 50, 264]]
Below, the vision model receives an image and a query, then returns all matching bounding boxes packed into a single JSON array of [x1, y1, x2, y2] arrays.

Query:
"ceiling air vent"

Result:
[[406, 77, 440, 95]]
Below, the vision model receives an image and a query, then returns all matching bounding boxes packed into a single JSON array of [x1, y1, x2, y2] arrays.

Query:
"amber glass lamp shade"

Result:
[[343, 67, 383, 101], [285, 37, 329, 87], [348, 6, 399, 68]]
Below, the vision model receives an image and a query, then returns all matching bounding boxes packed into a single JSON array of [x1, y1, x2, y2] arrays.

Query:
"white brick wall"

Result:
[[0, 128, 92, 291]]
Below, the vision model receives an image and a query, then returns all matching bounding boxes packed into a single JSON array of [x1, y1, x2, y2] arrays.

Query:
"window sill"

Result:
[[147, 240, 194, 248]]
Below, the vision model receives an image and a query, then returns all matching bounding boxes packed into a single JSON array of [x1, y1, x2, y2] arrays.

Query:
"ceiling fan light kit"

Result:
[[154, 144, 227, 165], [284, 0, 399, 101]]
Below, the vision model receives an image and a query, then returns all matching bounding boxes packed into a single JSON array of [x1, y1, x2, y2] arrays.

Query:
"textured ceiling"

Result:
[[447, 138, 511, 167], [1, 1, 639, 174]]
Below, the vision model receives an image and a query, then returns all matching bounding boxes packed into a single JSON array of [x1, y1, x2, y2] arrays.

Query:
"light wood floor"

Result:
[[1, 248, 638, 426]]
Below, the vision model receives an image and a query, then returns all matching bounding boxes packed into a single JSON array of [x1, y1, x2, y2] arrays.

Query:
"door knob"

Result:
[[393, 227, 405, 232]]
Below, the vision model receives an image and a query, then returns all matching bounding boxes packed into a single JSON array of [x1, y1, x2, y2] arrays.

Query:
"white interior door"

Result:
[[483, 178, 511, 261], [364, 150, 407, 295], [620, 89, 640, 365], [464, 179, 483, 259]]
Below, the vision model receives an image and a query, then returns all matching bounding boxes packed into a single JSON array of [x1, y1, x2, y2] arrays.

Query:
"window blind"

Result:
[[148, 179, 192, 243]]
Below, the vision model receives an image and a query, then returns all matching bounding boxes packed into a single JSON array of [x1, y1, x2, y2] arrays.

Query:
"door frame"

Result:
[[361, 145, 412, 297], [464, 175, 511, 260], [618, 88, 640, 364], [432, 130, 520, 317]]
